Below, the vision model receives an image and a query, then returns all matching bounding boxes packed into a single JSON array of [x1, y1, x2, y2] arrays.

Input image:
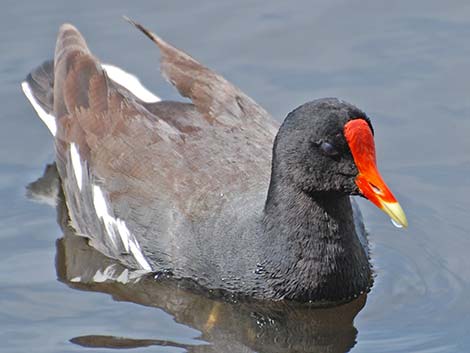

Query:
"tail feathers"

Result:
[[25, 60, 54, 114], [22, 59, 57, 135], [22, 24, 94, 134], [54, 23, 90, 67], [53, 23, 106, 118]]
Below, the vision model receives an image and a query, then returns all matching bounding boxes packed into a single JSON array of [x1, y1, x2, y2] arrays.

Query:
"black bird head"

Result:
[[272, 98, 407, 227]]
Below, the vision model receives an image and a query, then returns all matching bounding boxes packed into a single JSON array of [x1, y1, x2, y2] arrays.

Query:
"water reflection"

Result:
[[29, 164, 367, 353]]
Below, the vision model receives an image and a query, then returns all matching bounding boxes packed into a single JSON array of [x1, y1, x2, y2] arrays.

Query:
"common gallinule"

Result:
[[22, 20, 407, 304]]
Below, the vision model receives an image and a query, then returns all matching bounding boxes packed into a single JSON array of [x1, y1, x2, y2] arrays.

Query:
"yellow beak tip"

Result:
[[381, 201, 408, 229]]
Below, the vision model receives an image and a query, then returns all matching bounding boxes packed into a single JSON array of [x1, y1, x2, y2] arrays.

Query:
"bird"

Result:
[[22, 19, 407, 304]]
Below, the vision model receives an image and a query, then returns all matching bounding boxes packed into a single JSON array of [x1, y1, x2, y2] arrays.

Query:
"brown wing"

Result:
[[125, 18, 277, 130], [46, 22, 278, 271]]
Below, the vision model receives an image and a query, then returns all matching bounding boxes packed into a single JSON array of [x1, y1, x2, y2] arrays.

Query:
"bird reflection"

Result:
[[28, 164, 367, 353]]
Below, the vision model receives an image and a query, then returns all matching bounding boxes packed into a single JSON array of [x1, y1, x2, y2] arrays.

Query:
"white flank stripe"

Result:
[[21, 81, 57, 136], [92, 185, 119, 248], [92, 184, 152, 271], [116, 218, 131, 253], [128, 237, 152, 272], [102, 64, 161, 103], [70, 143, 83, 191]]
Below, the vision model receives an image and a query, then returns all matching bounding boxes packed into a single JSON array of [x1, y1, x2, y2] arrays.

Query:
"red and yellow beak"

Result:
[[344, 119, 408, 228]]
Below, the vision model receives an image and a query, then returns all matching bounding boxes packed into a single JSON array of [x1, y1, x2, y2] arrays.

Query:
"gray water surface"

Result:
[[2, 1, 470, 352]]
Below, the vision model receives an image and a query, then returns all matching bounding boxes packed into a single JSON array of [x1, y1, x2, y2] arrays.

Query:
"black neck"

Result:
[[262, 180, 371, 302]]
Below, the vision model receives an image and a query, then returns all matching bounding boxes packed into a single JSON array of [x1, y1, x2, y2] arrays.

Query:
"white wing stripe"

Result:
[[102, 64, 160, 103]]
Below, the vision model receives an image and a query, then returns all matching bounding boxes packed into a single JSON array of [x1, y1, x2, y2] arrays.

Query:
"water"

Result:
[[2, 0, 470, 352]]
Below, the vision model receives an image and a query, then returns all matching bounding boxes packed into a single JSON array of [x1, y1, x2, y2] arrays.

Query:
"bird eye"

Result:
[[320, 141, 339, 157]]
